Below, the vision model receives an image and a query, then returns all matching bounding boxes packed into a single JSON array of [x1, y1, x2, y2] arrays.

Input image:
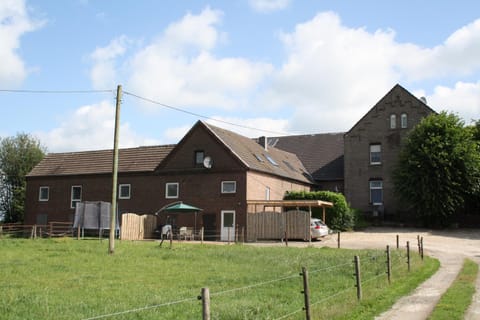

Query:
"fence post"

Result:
[[396, 234, 399, 249], [241, 227, 245, 243], [169, 229, 173, 249], [386, 245, 391, 284], [354, 255, 362, 301], [337, 232, 341, 249], [201, 227, 204, 244], [420, 237, 424, 260], [417, 235, 421, 255], [301, 267, 311, 320], [284, 229, 288, 247], [200, 287, 210, 320], [49, 222, 53, 238], [406, 241, 411, 272]]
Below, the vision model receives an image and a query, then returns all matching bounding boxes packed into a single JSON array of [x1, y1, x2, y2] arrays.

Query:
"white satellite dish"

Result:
[[203, 156, 213, 169]]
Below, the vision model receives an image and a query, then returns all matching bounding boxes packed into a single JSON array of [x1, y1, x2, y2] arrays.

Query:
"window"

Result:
[[39, 186, 49, 201], [254, 153, 264, 162], [221, 181, 236, 193], [118, 184, 131, 199], [195, 150, 204, 165], [369, 180, 383, 205], [401, 113, 408, 128], [390, 114, 396, 129], [71, 186, 82, 208], [265, 187, 270, 200], [264, 154, 279, 166], [370, 144, 382, 165], [165, 182, 179, 198]]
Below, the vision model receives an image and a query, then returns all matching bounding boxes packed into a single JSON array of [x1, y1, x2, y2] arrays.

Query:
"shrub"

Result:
[[284, 191, 356, 231]]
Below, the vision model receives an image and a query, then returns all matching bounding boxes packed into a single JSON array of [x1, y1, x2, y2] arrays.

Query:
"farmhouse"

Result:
[[25, 84, 436, 237]]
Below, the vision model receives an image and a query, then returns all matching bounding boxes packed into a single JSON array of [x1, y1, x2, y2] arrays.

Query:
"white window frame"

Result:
[[165, 182, 179, 199], [370, 144, 382, 165], [195, 150, 205, 165], [39, 186, 49, 202], [71, 185, 82, 209], [118, 184, 131, 199], [390, 114, 396, 129], [401, 113, 408, 128], [369, 180, 383, 205], [221, 181, 236, 194]]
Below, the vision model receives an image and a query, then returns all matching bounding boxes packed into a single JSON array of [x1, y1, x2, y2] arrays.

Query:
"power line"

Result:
[[0, 89, 114, 94], [123, 90, 290, 136]]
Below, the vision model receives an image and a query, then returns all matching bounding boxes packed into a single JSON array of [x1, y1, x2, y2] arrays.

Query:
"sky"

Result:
[[1, 0, 479, 153]]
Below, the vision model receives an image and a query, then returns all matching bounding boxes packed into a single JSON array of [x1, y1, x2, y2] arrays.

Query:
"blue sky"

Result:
[[1, 0, 479, 152]]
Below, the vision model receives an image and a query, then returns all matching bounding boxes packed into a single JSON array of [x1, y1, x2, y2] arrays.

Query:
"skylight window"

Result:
[[254, 153, 264, 162], [283, 160, 295, 171], [264, 154, 278, 166]]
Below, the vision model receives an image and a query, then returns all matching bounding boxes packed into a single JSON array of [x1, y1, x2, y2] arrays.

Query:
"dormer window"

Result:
[[390, 114, 396, 129]]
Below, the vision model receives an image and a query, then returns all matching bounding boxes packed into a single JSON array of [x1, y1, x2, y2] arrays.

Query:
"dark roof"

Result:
[[27, 145, 175, 177], [202, 122, 313, 184], [265, 133, 345, 181]]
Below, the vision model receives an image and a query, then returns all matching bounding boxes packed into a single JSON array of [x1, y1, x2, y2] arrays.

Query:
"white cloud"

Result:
[[427, 81, 480, 124], [90, 35, 131, 89], [0, 0, 44, 86], [126, 7, 272, 111], [248, 0, 290, 13], [36, 101, 160, 152]]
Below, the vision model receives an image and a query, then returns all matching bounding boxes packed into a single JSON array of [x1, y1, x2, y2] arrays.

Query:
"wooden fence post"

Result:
[[49, 222, 53, 238], [201, 227, 204, 244], [337, 232, 341, 249], [406, 241, 411, 272], [200, 287, 210, 320], [169, 229, 173, 249], [396, 234, 399, 249], [301, 267, 311, 320], [386, 245, 391, 284], [284, 229, 288, 247], [354, 255, 362, 301], [420, 237, 424, 260], [417, 235, 421, 255]]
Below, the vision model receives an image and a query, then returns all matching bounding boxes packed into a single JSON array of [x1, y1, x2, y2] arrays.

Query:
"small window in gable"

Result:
[[195, 150, 205, 165], [166, 182, 179, 199], [221, 181, 236, 194], [39, 186, 49, 201], [390, 114, 396, 129], [401, 113, 408, 128], [119, 184, 131, 199]]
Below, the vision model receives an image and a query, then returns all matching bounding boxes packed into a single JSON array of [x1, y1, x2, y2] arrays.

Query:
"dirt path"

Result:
[[316, 228, 480, 320]]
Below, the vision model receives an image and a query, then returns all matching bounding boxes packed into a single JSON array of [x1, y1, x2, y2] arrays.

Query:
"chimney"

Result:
[[258, 136, 268, 151], [420, 96, 427, 104]]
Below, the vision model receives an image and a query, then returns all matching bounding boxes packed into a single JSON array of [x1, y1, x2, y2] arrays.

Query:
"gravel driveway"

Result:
[[315, 227, 480, 320]]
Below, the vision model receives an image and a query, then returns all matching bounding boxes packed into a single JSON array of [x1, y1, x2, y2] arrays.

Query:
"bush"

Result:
[[284, 191, 356, 231]]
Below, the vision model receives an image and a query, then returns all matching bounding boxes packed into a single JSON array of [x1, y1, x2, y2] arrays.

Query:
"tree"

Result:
[[0, 133, 46, 223], [394, 112, 480, 226], [284, 190, 356, 231]]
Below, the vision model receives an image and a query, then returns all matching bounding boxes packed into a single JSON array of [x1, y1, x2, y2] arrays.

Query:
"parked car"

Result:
[[310, 218, 329, 239]]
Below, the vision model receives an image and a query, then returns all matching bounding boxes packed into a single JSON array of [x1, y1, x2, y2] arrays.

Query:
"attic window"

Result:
[[254, 154, 264, 162], [264, 154, 278, 166]]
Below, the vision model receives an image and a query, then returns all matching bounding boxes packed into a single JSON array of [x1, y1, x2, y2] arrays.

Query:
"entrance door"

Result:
[[202, 213, 216, 241], [221, 210, 235, 241]]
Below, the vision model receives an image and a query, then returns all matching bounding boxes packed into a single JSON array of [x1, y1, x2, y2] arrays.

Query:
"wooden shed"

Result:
[[246, 200, 333, 242]]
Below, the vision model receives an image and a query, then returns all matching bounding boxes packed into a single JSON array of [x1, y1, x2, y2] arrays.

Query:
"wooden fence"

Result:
[[0, 222, 73, 238], [120, 213, 157, 240], [246, 210, 310, 241]]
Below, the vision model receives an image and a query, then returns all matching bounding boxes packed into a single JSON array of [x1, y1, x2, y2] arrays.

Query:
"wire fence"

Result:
[[72, 234, 425, 320]]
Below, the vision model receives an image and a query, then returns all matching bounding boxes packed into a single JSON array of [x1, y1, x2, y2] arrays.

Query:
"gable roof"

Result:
[[27, 145, 175, 177], [346, 84, 436, 135], [266, 133, 345, 181], [201, 121, 314, 184]]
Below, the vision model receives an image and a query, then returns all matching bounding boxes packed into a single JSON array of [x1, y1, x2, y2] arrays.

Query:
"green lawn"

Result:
[[0, 238, 437, 320], [428, 258, 479, 320]]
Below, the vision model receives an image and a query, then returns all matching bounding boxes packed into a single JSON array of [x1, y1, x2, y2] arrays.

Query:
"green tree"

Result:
[[394, 112, 480, 226], [284, 190, 355, 231], [0, 133, 46, 223]]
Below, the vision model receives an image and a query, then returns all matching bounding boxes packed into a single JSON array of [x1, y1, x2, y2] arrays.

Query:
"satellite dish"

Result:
[[203, 156, 213, 169]]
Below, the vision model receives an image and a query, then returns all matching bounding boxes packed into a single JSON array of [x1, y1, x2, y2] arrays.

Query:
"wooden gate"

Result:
[[120, 213, 157, 240]]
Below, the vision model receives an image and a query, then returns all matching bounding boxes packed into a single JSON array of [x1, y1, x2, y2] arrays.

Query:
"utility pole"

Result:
[[109, 85, 122, 254]]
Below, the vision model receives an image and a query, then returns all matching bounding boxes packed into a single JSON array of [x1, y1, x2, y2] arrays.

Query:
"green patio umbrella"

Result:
[[157, 201, 203, 234]]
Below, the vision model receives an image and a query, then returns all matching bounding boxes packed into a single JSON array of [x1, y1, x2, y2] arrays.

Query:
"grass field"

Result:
[[0, 238, 438, 320]]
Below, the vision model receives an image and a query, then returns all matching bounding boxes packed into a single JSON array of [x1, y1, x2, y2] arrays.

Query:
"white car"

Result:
[[310, 218, 329, 239]]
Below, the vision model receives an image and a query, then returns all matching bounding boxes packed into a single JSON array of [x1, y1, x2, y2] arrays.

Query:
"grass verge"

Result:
[[0, 238, 436, 320], [428, 258, 479, 320]]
